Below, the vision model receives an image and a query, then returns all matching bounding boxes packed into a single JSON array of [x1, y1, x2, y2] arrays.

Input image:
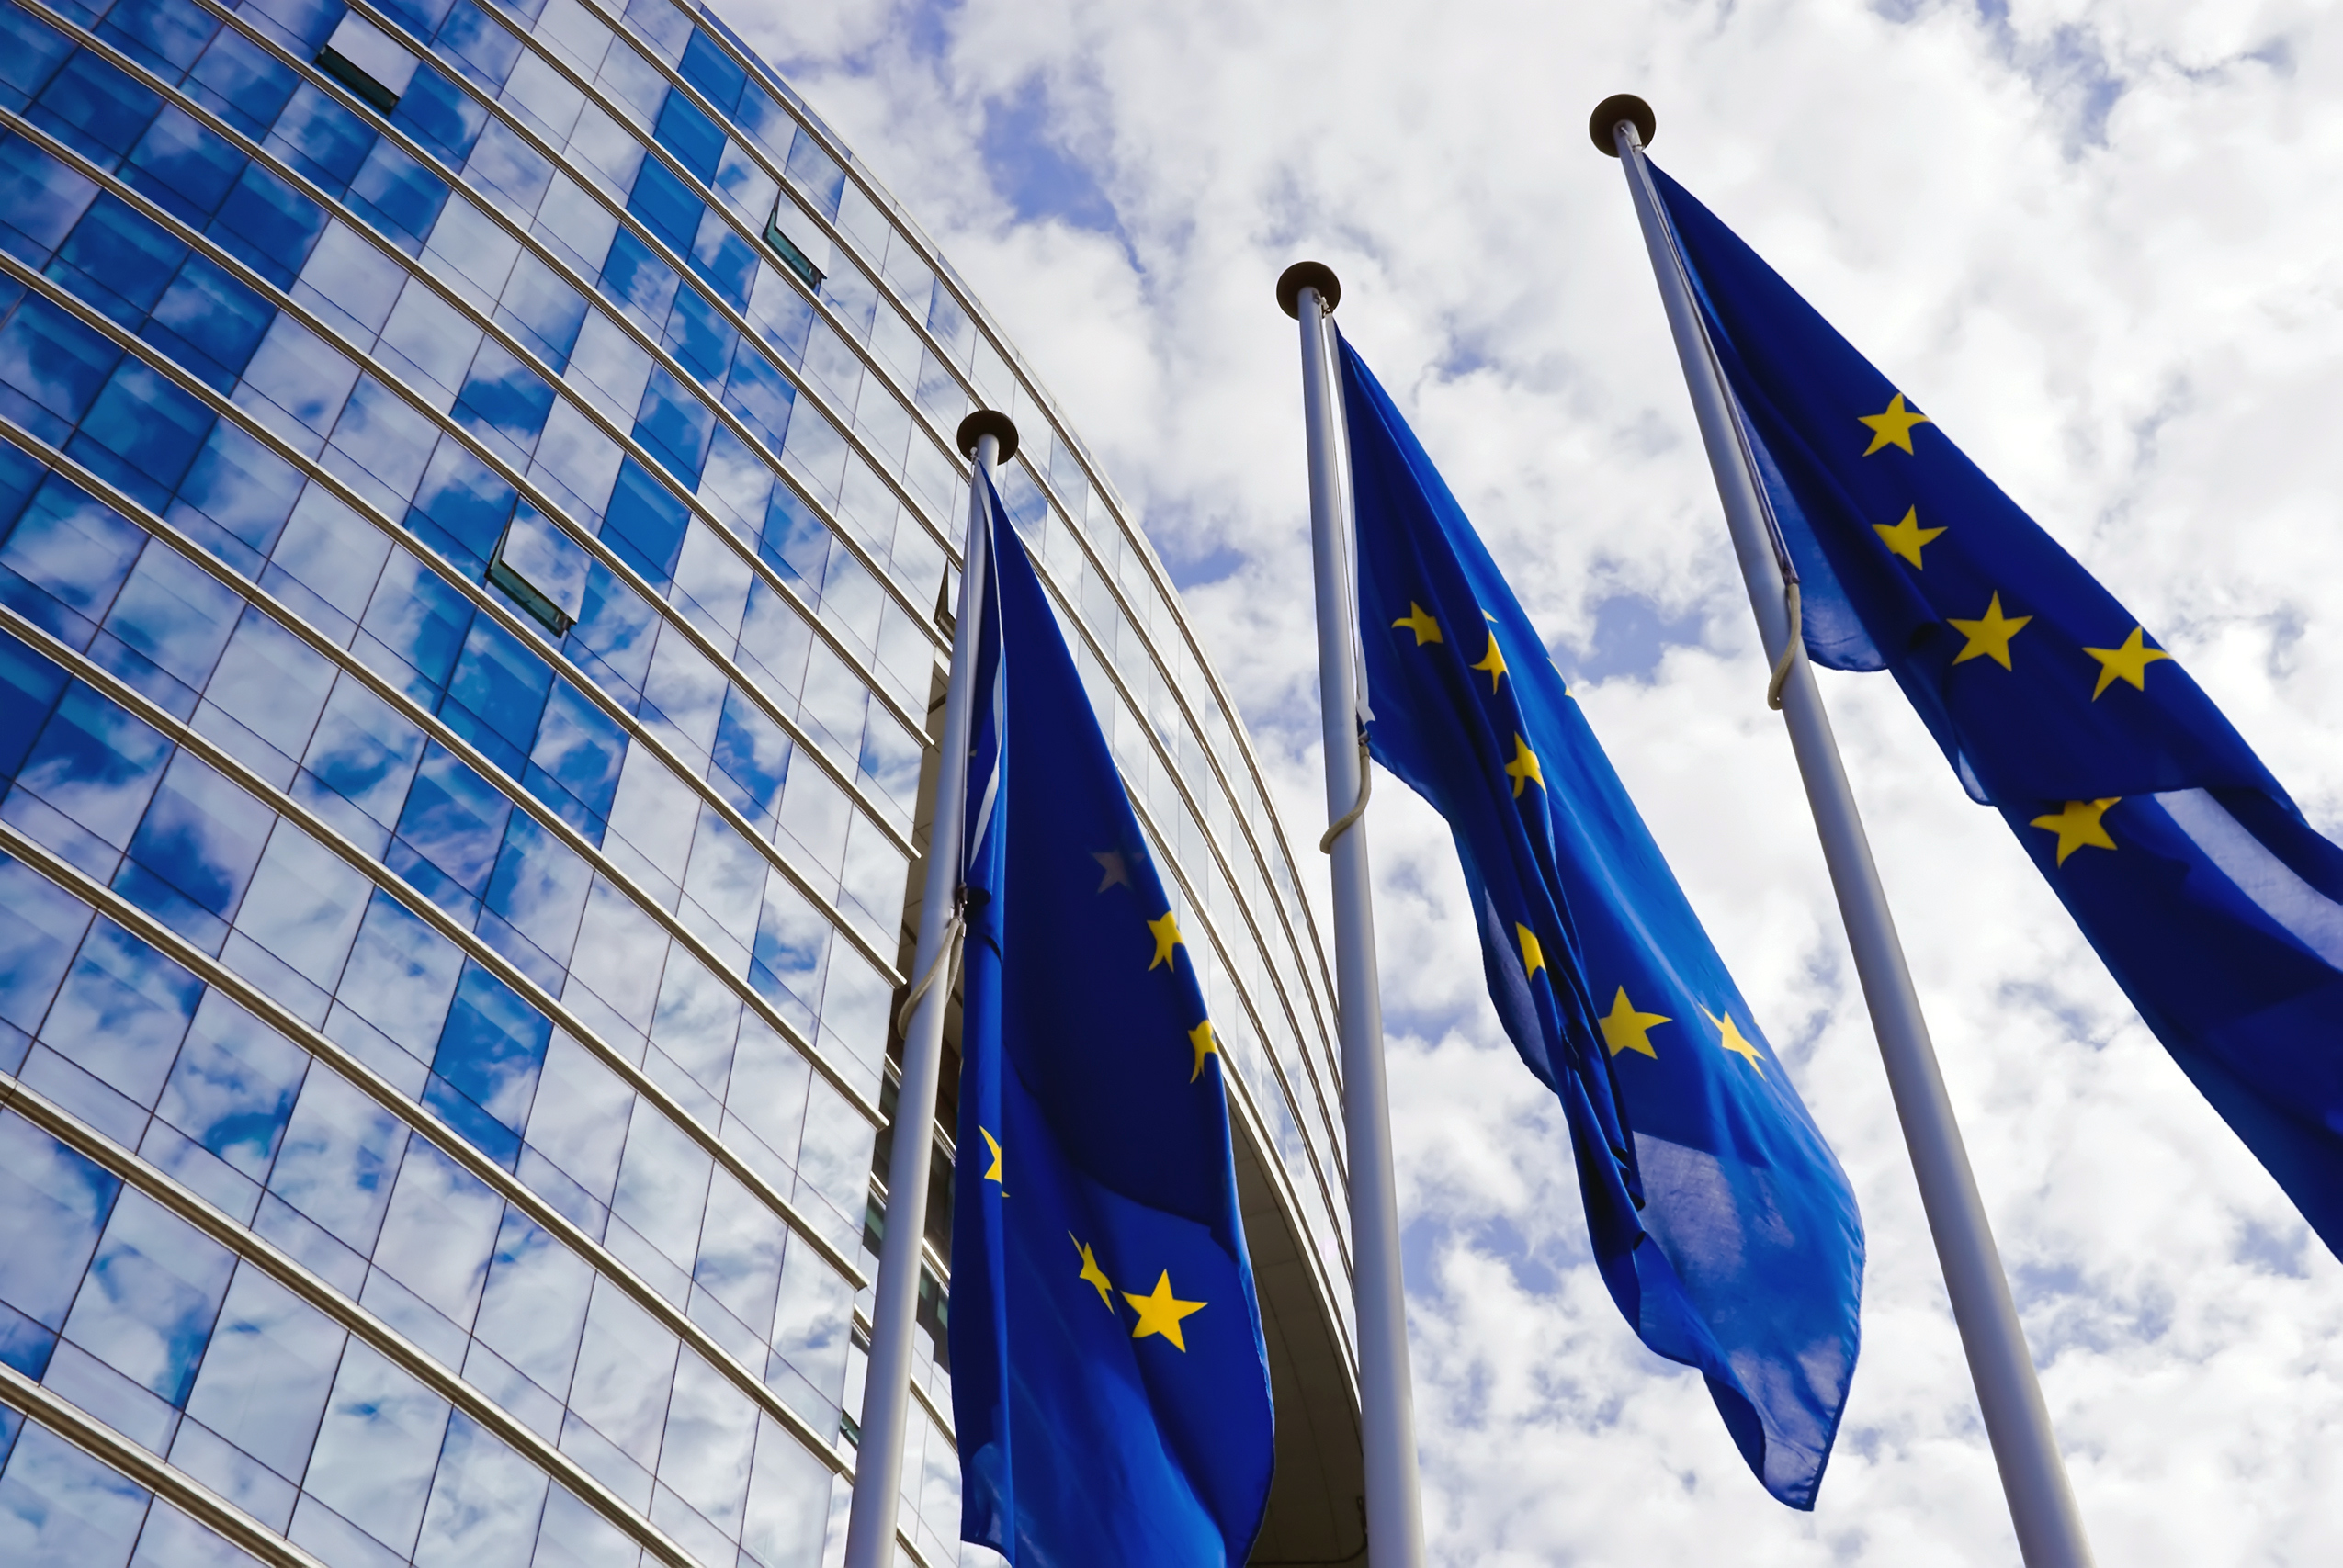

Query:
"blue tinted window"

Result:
[[0, 473, 144, 646], [183, 28, 297, 137], [406, 438, 515, 574], [348, 138, 451, 253], [652, 90, 724, 183], [631, 366, 711, 487], [426, 958, 549, 1156], [688, 212, 756, 312], [564, 561, 656, 696], [206, 163, 326, 287], [14, 681, 171, 848], [117, 751, 274, 944], [48, 195, 185, 326], [358, 549, 473, 698], [67, 357, 219, 512], [393, 739, 509, 897], [627, 155, 703, 254], [599, 457, 689, 588], [0, 294, 123, 445], [493, 251, 586, 373], [0, 5, 74, 111], [0, 626, 66, 779], [783, 130, 844, 220], [719, 343, 793, 453], [29, 50, 164, 167], [390, 62, 484, 163], [434, 0, 519, 88], [141, 254, 274, 391], [0, 135, 99, 265], [326, 375, 438, 510], [168, 420, 303, 563], [0, 1114, 120, 1371], [92, 536, 242, 709], [43, 914, 202, 1104], [522, 678, 623, 839], [710, 683, 787, 823], [481, 810, 587, 984], [62, 1190, 236, 1404], [460, 116, 549, 214], [662, 283, 736, 385], [120, 107, 245, 227], [598, 228, 679, 331], [266, 82, 376, 195], [159, 989, 308, 1179], [443, 612, 550, 761], [677, 30, 745, 115], [235, 0, 343, 52], [96, 0, 221, 77], [452, 338, 554, 460], [0, 850, 90, 1040]]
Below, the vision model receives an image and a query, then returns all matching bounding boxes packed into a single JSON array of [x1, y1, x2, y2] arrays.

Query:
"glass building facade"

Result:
[[0, 0, 1363, 1562]]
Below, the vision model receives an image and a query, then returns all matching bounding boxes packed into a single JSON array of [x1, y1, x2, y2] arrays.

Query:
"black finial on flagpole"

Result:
[[1276, 261, 1341, 320], [956, 409, 1018, 463], [1590, 94, 1656, 156]]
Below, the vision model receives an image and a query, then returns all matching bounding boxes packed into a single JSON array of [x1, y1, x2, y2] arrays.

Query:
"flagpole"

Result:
[[1279, 262, 1428, 1568], [1594, 98, 2094, 1568], [843, 409, 1014, 1568]]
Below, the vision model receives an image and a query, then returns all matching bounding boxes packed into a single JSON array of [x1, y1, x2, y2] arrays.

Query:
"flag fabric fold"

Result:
[[1339, 338, 1865, 1508], [1648, 159, 2343, 1258], [949, 474, 1274, 1567]]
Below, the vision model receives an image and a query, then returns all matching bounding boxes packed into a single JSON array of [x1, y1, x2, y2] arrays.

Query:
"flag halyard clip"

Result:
[[1319, 729, 1374, 853], [1767, 580, 1802, 711], [894, 889, 970, 1039]]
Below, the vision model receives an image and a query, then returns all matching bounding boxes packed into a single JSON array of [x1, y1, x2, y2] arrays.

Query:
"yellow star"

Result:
[[1700, 1007, 1764, 1075], [1188, 1021, 1219, 1082], [1873, 506, 1946, 569], [1092, 850, 1131, 891], [1070, 1234, 1115, 1312], [1147, 911, 1183, 971], [1124, 1270, 1206, 1351], [1392, 603, 1443, 647], [1858, 393, 1932, 456], [1948, 592, 2032, 670], [1515, 923, 1545, 981], [1598, 987, 1670, 1060], [2082, 626, 2171, 700], [1471, 631, 1508, 693], [979, 1126, 1003, 1184], [2031, 798, 2120, 866], [1502, 734, 1544, 798]]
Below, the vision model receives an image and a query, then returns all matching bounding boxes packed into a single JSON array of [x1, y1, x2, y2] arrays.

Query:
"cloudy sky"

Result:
[[724, 0, 2343, 1561]]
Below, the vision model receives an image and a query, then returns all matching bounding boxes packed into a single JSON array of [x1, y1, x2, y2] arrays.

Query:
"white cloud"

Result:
[[729, 0, 2343, 1558]]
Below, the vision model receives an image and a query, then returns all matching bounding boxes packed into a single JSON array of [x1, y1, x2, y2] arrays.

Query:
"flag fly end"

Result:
[[1277, 260, 1343, 319], [1590, 93, 1656, 155], [956, 409, 1020, 462]]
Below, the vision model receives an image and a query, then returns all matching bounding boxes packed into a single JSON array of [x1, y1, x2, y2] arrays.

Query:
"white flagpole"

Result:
[[1279, 262, 1428, 1568], [842, 409, 1013, 1568], [1595, 97, 2094, 1568]]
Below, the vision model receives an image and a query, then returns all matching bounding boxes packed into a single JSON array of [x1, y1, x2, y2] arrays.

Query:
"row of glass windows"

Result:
[[0, 1102, 838, 1566], [13, 0, 1359, 1425], [120, 0, 1349, 1307], [0, 6, 942, 802]]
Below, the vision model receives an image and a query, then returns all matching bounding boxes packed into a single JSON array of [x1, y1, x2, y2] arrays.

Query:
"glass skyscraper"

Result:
[[0, 0, 1363, 1562]]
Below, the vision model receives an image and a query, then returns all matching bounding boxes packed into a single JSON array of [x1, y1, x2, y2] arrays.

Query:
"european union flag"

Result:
[[1340, 339, 1864, 1508], [949, 475, 1274, 1565], [1650, 163, 2343, 1259]]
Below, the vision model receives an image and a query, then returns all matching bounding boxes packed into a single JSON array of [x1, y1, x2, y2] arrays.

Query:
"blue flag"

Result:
[[1340, 339, 1865, 1508], [1650, 163, 2343, 1259], [948, 475, 1274, 1566]]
